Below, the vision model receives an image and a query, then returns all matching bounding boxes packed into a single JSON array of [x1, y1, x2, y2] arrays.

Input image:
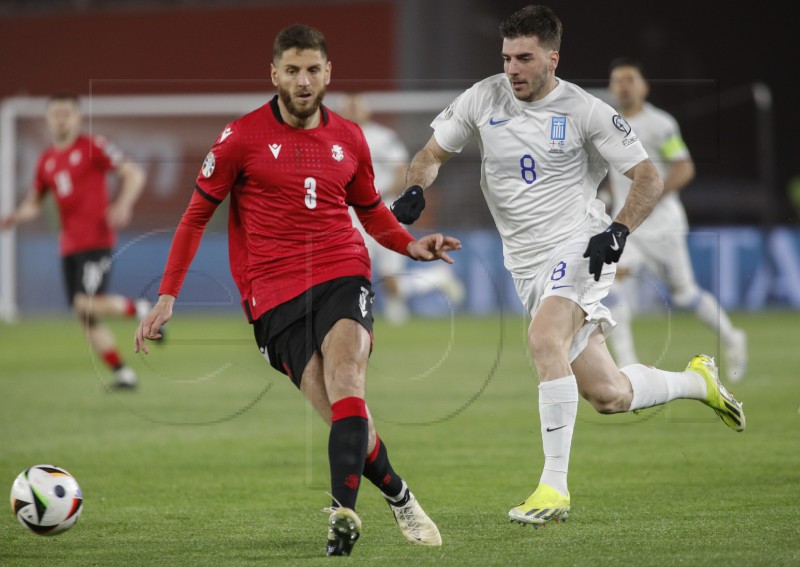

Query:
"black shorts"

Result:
[[62, 249, 113, 306], [252, 276, 375, 388]]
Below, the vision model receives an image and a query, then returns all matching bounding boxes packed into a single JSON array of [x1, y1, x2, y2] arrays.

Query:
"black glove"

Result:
[[390, 185, 425, 224], [583, 221, 630, 282]]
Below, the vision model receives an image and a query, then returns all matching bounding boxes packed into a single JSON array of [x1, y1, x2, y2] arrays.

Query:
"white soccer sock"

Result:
[[693, 290, 735, 343], [623, 363, 707, 411], [607, 290, 639, 367], [537, 375, 578, 497]]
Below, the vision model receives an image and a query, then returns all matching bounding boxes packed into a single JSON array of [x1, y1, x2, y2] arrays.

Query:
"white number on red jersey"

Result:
[[55, 170, 73, 197], [304, 177, 317, 209]]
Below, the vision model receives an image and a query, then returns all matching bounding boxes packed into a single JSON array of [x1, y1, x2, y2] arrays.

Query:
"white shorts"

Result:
[[513, 230, 617, 363], [617, 228, 699, 304]]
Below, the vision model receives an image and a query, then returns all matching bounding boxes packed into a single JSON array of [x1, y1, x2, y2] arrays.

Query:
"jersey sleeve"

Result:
[[430, 86, 479, 153], [345, 127, 381, 209], [585, 99, 649, 175], [194, 123, 243, 204], [91, 135, 124, 171], [657, 114, 691, 162]]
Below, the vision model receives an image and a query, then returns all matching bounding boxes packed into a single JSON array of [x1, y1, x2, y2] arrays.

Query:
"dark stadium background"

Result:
[[1, 1, 799, 317], [1, 0, 797, 226]]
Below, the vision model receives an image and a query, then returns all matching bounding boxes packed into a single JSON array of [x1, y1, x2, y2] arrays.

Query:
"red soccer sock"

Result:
[[124, 298, 136, 317], [329, 397, 369, 510], [363, 435, 406, 501], [102, 350, 124, 371]]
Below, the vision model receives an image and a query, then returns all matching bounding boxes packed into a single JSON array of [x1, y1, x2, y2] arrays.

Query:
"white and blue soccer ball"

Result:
[[10, 464, 83, 535]]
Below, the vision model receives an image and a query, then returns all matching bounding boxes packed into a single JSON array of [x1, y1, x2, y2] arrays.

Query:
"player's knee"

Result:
[[671, 285, 700, 309], [579, 380, 629, 414], [528, 329, 568, 363], [72, 294, 95, 323], [330, 360, 366, 397]]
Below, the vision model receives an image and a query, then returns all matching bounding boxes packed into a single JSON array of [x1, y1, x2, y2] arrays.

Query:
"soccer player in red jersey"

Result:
[[1, 93, 147, 389], [134, 24, 459, 556]]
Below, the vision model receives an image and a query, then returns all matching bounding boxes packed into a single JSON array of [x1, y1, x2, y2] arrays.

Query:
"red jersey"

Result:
[[161, 96, 413, 321], [35, 134, 122, 256]]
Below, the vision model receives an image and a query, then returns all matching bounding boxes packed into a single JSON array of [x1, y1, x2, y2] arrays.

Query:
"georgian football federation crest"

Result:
[[332, 144, 344, 162], [202, 151, 215, 178], [69, 149, 82, 166]]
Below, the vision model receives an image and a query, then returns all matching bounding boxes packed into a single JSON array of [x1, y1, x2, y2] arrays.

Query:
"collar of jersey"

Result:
[[269, 95, 330, 127]]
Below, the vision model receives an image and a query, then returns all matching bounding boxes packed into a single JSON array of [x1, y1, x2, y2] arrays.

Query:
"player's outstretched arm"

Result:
[[134, 295, 174, 354], [583, 159, 663, 281], [133, 189, 219, 353], [0, 191, 44, 231], [614, 158, 663, 232], [662, 157, 695, 195], [407, 233, 462, 264], [392, 136, 454, 224]]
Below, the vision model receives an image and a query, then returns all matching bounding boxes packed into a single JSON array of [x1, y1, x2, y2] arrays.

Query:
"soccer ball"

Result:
[[10, 464, 83, 535]]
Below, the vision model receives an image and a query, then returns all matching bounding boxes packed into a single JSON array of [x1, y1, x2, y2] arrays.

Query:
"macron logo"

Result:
[[269, 144, 282, 159], [219, 127, 233, 142]]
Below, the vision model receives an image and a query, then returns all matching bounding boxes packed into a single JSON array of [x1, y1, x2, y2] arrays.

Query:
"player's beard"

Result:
[[511, 68, 552, 103], [279, 86, 326, 121]]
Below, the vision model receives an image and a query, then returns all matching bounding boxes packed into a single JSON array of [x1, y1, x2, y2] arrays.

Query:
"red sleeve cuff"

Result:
[[354, 201, 414, 256]]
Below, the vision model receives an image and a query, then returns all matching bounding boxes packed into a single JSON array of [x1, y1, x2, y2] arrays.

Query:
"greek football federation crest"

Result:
[[202, 151, 215, 177], [549, 116, 566, 154], [332, 144, 344, 162]]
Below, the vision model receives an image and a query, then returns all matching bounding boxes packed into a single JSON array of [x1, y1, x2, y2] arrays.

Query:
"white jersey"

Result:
[[432, 73, 649, 277], [349, 120, 410, 276], [359, 121, 408, 198], [607, 102, 690, 236]]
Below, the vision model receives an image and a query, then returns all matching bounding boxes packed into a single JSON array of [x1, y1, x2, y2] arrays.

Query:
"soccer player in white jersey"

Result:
[[339, 94, 465, 325], [604, 58, 748, 382], [391, 4, 746, 526]]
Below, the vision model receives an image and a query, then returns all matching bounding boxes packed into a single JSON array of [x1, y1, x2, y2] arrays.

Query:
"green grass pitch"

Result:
[[1, 310, 799, 565]]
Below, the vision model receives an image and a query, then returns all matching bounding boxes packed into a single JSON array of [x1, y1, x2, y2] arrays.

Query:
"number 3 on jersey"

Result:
[[520, 154, 537, 184], [304, 177, 317, 209]]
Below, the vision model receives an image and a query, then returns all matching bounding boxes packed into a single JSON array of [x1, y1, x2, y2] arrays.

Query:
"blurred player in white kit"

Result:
[[339, 94, 465, 325], [603, 58, 748, 383]]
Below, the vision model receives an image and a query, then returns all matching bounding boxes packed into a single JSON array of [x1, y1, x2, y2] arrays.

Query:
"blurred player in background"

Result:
[[135, 25, 454, 556], [1, 93, 147, 389], [393, 4, 745, 528], [338, 93, 465, 325], [603, 58, 748, 382]]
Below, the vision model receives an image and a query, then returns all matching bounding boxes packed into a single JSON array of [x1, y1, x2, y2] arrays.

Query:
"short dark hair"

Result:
[[273, 24, 328, 61], [609, 57, 645, 77], [499, 5, 562, 51], [47, 92, 79, 106]]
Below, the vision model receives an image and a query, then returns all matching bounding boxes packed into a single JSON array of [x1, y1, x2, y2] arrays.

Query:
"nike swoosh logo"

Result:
[[546, 425, 567, 432], [610, 234, 620, 251], [489, 117, 511, 126], [552, 284, 572, 290]]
